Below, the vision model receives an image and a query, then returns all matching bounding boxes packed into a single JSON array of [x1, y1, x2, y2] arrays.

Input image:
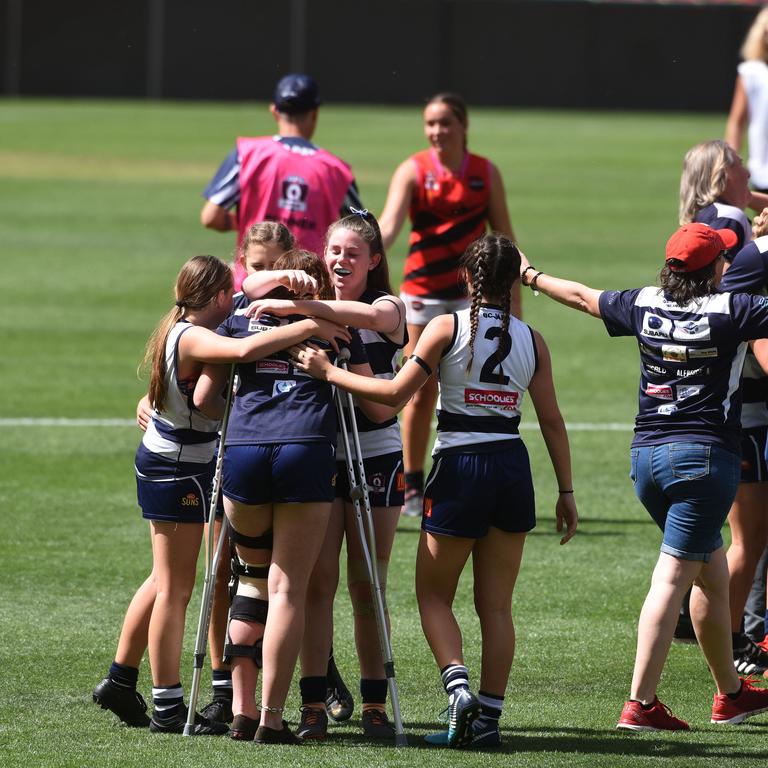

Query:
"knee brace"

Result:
[[347, 559, 389, 617], [224, 596, 269, 666], [227, 525, 273, 601]]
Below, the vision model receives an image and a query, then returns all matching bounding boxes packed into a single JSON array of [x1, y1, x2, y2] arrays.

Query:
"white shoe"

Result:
[[401, 490, 423, 517]]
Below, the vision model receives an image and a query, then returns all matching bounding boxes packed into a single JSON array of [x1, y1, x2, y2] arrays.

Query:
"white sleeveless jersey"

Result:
[[433, 306, 537, 455], [141, 322, 221, 464], [739, 60, 768, 189]]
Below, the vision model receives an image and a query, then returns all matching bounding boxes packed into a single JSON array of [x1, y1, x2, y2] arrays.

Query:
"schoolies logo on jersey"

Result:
[[257, 360, 290, 374], [646, 384, 674, 400], [641, 313, 672, 339], [278, 175, 309, 212], [464, 389, 519, 410]]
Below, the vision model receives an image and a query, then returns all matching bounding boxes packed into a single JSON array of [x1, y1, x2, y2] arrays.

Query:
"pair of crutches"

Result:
[[184, 353, 407, 746]]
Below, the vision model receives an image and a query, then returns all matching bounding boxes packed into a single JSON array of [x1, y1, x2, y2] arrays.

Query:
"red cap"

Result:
[[665, 223, 738, 273]]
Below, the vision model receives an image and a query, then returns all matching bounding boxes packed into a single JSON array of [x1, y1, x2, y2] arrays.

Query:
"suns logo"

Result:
[[181, 492, 200, 507]]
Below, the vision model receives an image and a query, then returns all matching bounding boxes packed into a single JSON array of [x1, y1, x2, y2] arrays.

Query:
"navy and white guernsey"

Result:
[[433, 305, 538, 456], [217, 308, 365, 447], [720, 235, 768, 429], [694, 203, 752, 261], [336, 290, 405, 462], [139, 322, 221, 468], [599, 287, 768, 453]]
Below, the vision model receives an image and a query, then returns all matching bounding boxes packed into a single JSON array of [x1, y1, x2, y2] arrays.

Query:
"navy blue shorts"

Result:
[[422, 441, 536, 538], [741, 425, 768, 483], [335, 451, 404, 508], [135, 453, 215, 525], [223, 442, 337, 504]]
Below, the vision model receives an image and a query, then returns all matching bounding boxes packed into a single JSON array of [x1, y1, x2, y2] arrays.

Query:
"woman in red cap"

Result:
[[518, 224, 768, 731]]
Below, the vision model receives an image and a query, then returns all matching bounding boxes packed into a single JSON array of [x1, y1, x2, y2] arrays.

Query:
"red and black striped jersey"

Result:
[[403, 149, 491, 299]]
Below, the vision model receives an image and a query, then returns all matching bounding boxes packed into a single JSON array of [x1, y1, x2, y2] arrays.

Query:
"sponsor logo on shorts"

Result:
[[688, 347, 718, 359], [662, 344, 687, 362], [672, 317, 711, 342], [331, 473, 337, 487], [257, 360, 289, 373], [641, 313, 672, 339], [742, 459, 753, 472], [677, 385, 702, 400], [465, 388, 519, 409], [369, 472, 385, 490], [424, 497, 433, 518], [272, 379, 296, 396], [396, 472, 405, 492], [181, 492, 200, 507], [646, 384, 674, 400], [658, 403, 678, 415]]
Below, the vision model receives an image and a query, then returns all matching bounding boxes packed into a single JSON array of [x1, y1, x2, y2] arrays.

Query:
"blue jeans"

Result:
[[630, 442, 740, 562]]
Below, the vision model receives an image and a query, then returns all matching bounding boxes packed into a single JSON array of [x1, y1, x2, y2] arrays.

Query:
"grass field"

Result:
[[2, 100, 767, 767]]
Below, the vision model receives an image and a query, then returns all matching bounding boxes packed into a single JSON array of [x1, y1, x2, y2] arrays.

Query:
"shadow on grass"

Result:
[[335, 724, 768, 759]]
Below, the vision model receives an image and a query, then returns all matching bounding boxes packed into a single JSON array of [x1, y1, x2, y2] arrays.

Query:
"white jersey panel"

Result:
[[141, 322, 220, 464], [433, 307, 537, 454], [739, 60, 768, 189]]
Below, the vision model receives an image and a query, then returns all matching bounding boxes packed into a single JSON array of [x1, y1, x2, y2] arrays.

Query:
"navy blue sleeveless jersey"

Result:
[[720, 236, 768, 428], [216, 308, 365, 447], [599, 286, 768, 453], [694, 203, 752, 262]]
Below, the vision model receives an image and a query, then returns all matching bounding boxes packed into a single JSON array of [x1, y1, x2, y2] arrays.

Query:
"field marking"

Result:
[[0, 417, 634, 431]]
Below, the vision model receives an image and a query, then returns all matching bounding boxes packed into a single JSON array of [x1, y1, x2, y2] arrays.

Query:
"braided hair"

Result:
[[460, 234, 521, 376]]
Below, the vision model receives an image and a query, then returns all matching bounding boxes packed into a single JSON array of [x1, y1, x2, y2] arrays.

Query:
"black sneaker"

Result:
[[361, 708, 395, 740], [325, 656, 354, 722], [447, 688, 480, 748], [297, 706, 328, 740], [231, 713, 260, 741], [150, 707, 229, 735], [254, 721, 301, 744], [734, 635, 768, 675], [92, 677, 150, 727], [200, 697, 234, 724]]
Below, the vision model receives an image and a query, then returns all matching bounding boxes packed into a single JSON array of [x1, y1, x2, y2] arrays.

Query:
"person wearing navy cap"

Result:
[[519, 224, 768, 731], [201, 73, 363, 292]]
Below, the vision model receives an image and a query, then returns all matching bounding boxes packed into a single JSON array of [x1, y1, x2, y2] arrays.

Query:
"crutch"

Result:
[[184, 364, 236, 736], [334, 349, 408, 747]]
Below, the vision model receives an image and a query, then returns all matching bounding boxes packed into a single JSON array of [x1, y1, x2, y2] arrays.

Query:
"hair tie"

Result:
[[349, 206, 369, 219], [175, 300, 185, 308]]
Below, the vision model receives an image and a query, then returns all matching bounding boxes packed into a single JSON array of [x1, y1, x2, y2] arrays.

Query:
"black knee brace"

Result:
[[224, 596, 269, 667]]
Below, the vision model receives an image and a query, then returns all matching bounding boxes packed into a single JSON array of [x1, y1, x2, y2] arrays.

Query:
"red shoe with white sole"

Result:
[[617, 698, 690, 732], [711, 677, 768, 725]]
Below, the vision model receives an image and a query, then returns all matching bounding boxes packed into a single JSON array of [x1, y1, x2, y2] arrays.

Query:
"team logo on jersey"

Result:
[[688, 347, 718, 359], [181, 492, 200, 507], [272, 379, 296, 396], [657, 403, 678, 416], [278, 175, 309, 212], [672, 318, 711, 342], [424, 171, 439, 192], [464, 389, 519, 409], [645, 384, 673, 400], [641, 313, 673, 339], [677, 385, 702, 400], [662, 345, 687, 362]]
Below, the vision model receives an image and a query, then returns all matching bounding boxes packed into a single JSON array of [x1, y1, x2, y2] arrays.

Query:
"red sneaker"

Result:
[[617, 698, 690, 731], [757, 635, 768, 654], [711, 678, 768, 725]]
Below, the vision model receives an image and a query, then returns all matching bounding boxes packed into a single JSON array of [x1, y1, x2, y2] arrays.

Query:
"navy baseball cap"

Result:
[[273, 74, 321, 114]]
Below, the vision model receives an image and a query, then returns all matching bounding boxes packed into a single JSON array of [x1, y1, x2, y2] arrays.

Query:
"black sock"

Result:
[[360, 678, 388, 705], [152, 683, 184, 718], [300, 675, 327, 705], [108, 661, 139, 689], [212, 669, 233, 701], [727, 680, 744, 700]]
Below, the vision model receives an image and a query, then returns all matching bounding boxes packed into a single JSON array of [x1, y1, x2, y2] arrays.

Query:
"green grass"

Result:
[[2, 100, 766, 767]]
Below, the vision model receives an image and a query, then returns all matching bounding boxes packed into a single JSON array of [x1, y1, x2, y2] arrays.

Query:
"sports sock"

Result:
[[727, 680, 744, 700], [360, 678, 388, 705], [108, 661, 139, 689], [441, 664, 470, 700], [405, 471, 424, 494], [300, 676, 327, 705], [732, 631, 747, 651], [152, 683, 185, 718], [476, 690, 504, 729], [211, 669, 233, 701]]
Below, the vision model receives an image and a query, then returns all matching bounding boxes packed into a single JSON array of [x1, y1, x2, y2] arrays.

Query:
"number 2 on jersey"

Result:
[[479, 327, 511, 385]]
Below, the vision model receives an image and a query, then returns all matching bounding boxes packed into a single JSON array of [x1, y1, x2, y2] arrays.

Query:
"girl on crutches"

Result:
[[292, 234, 577, 749], [93, 255, 344, 734], [244, 211, 407, 740]]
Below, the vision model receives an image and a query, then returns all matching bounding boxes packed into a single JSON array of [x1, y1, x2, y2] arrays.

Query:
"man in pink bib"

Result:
[[201, 74, 362, 290]]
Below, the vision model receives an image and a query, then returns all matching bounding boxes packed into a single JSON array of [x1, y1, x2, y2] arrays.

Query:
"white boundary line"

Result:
[[0, 417, 634, 431]]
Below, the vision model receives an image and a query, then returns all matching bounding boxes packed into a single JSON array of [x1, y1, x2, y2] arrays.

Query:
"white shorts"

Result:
[[400, 291, 470, 326]]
